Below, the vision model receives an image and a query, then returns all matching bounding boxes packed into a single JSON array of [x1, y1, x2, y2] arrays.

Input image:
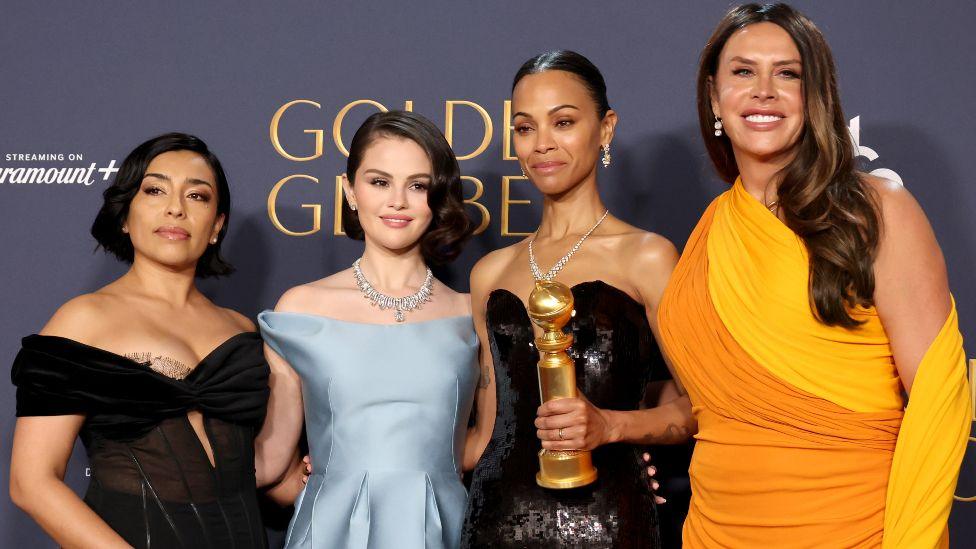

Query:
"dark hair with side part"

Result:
[[342, 111, 472, 265], [697, 3, 880, 327], [513, 50, 612, 119], [90, 132, 234, 278]]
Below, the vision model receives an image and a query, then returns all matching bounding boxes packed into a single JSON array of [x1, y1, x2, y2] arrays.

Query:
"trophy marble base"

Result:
[[536, 448, 598, 489]]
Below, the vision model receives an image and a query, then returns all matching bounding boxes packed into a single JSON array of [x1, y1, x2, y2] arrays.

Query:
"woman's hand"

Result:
[[301, 455, 311, 484], [534, 392, 617, 451], [642, 452, 667, 504]]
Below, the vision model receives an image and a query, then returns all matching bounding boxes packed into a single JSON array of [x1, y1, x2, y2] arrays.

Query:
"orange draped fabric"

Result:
[[658, 181, 970, 548]]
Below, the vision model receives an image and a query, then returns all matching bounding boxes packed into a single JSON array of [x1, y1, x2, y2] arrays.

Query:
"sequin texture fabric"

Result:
[[462, 281, 663, 548]]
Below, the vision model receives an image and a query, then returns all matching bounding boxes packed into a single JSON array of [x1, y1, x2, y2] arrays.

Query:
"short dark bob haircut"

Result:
[[90, 132, 234, 278], [342, 111, 472, 265]]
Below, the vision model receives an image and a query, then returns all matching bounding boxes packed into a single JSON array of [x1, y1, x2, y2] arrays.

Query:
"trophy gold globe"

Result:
[[526, 279, 598, 489]]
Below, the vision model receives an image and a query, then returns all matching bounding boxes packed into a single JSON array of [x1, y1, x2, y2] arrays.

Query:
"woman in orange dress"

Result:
[[657, 4, 971, 547]]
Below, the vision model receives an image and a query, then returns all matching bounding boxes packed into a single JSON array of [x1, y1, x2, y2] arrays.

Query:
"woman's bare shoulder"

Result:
[[471, 242, 524, 290], [275, 269, 357, 313], [434, 283, 473, 317], [39, 292, 120, 341]]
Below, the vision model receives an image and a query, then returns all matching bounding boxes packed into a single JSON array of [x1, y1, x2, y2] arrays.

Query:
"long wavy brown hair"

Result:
[[697, 3, 880, 328]]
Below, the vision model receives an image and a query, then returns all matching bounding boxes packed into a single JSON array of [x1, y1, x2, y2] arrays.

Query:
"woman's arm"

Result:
[[462, 254, 504, 471], [253, 289, 308, 487], [871, 178, 951, 391], [10, 416, 131, 548], [9, 294, 132, 546], [262, 450, 309, 506], [864, 178, 970, 548], [535, 235, 697, 451]]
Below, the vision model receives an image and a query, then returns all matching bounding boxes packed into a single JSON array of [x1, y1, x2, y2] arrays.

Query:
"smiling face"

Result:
[[511, 70, 615, 196], [710, 22, 805, 167], [125, 150, 224, 272], [343, 136, 434, 254]]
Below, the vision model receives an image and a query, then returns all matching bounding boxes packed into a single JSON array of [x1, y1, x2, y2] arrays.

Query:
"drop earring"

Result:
[[714, 117, 723, 137], [601, 144, 611, 168]]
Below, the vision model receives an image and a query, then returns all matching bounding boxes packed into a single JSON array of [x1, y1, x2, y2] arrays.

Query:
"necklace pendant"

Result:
[[394, 309, 405, 322]]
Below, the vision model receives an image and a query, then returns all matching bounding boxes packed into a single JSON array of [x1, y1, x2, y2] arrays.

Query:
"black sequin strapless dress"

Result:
[[11, 333, 270, 549], [462, 281, 663, 548]]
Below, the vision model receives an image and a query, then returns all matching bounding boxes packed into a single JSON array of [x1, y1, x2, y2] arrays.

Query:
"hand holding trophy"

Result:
[[527, 280, 598, 489]]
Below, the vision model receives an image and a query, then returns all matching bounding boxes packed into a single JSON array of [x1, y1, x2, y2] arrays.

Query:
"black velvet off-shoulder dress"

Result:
[[11, 332, 270, 549], [462, 281, 664, 548]]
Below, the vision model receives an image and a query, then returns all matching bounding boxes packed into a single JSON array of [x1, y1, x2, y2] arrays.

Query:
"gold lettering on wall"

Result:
[[502, 100, 517, 161], [266, 99, 540, 238], [953, 358, 976, 502], [267, 174, 322, 236], [461, 175, 489, 235], [501, 175, 533, 236], [445, 101, 493, 160], [270, 100, 324, 161], [332, 100, 390, 157], [334, 175, 346, 236]]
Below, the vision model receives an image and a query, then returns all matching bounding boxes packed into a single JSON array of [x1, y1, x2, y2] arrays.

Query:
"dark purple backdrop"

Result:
[[1, 1, 973, 546]]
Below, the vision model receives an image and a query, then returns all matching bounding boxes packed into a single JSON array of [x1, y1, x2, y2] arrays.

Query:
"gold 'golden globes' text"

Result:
[[267, 98, 536, 237]]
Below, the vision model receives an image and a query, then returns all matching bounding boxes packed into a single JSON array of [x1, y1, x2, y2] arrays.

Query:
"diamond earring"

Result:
[[714, 117, 723, 137], [601, 144, 611, 168]]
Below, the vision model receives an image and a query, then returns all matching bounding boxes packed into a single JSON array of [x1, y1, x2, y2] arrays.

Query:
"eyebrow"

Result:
[[729, 56, 802, 67], [362, 169, 431, 180], [512, 104, 581, 120], [143, 172, 215, 189]]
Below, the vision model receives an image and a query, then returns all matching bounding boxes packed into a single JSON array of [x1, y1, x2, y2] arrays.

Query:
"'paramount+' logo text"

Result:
[[0, 153, 118, 187]]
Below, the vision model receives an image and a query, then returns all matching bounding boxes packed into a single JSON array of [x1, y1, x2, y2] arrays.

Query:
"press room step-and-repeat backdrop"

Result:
[[2, 2, 973, 546]]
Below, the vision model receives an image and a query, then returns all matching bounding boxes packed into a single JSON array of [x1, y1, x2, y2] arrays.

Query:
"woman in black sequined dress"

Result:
[[460, 52, 696, 548]]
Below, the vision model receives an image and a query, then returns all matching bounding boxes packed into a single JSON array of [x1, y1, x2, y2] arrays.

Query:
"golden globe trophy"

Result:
[[527, 279, 598, 489]]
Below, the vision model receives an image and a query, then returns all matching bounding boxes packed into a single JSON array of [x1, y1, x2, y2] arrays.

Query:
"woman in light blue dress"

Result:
[[255, 110, 477, 548]]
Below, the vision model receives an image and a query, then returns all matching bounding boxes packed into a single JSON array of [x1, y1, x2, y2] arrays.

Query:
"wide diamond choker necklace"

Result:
[[353, 258, 433, 322]]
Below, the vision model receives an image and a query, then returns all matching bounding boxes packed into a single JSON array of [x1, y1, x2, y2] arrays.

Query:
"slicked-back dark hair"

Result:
[[342, 111, 472, 265], [513, 50, 611, 119], [91, 132, 234, 277]]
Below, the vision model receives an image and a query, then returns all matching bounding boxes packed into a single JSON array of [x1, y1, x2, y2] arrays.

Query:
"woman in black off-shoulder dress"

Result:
[[9, 133, 289, 548], [13, 332, 269, 548]]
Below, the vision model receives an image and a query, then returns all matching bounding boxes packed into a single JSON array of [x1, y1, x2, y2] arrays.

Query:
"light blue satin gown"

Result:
[[258, 311, 478, 549]]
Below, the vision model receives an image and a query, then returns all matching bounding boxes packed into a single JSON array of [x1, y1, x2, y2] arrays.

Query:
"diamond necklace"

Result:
[[528, 209, 610, 281], [352, 258, 433, 322]]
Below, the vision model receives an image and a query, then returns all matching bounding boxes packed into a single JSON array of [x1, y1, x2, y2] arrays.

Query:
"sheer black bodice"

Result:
[[462, 281, 663, 548], [12, 332, 270, 549]]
